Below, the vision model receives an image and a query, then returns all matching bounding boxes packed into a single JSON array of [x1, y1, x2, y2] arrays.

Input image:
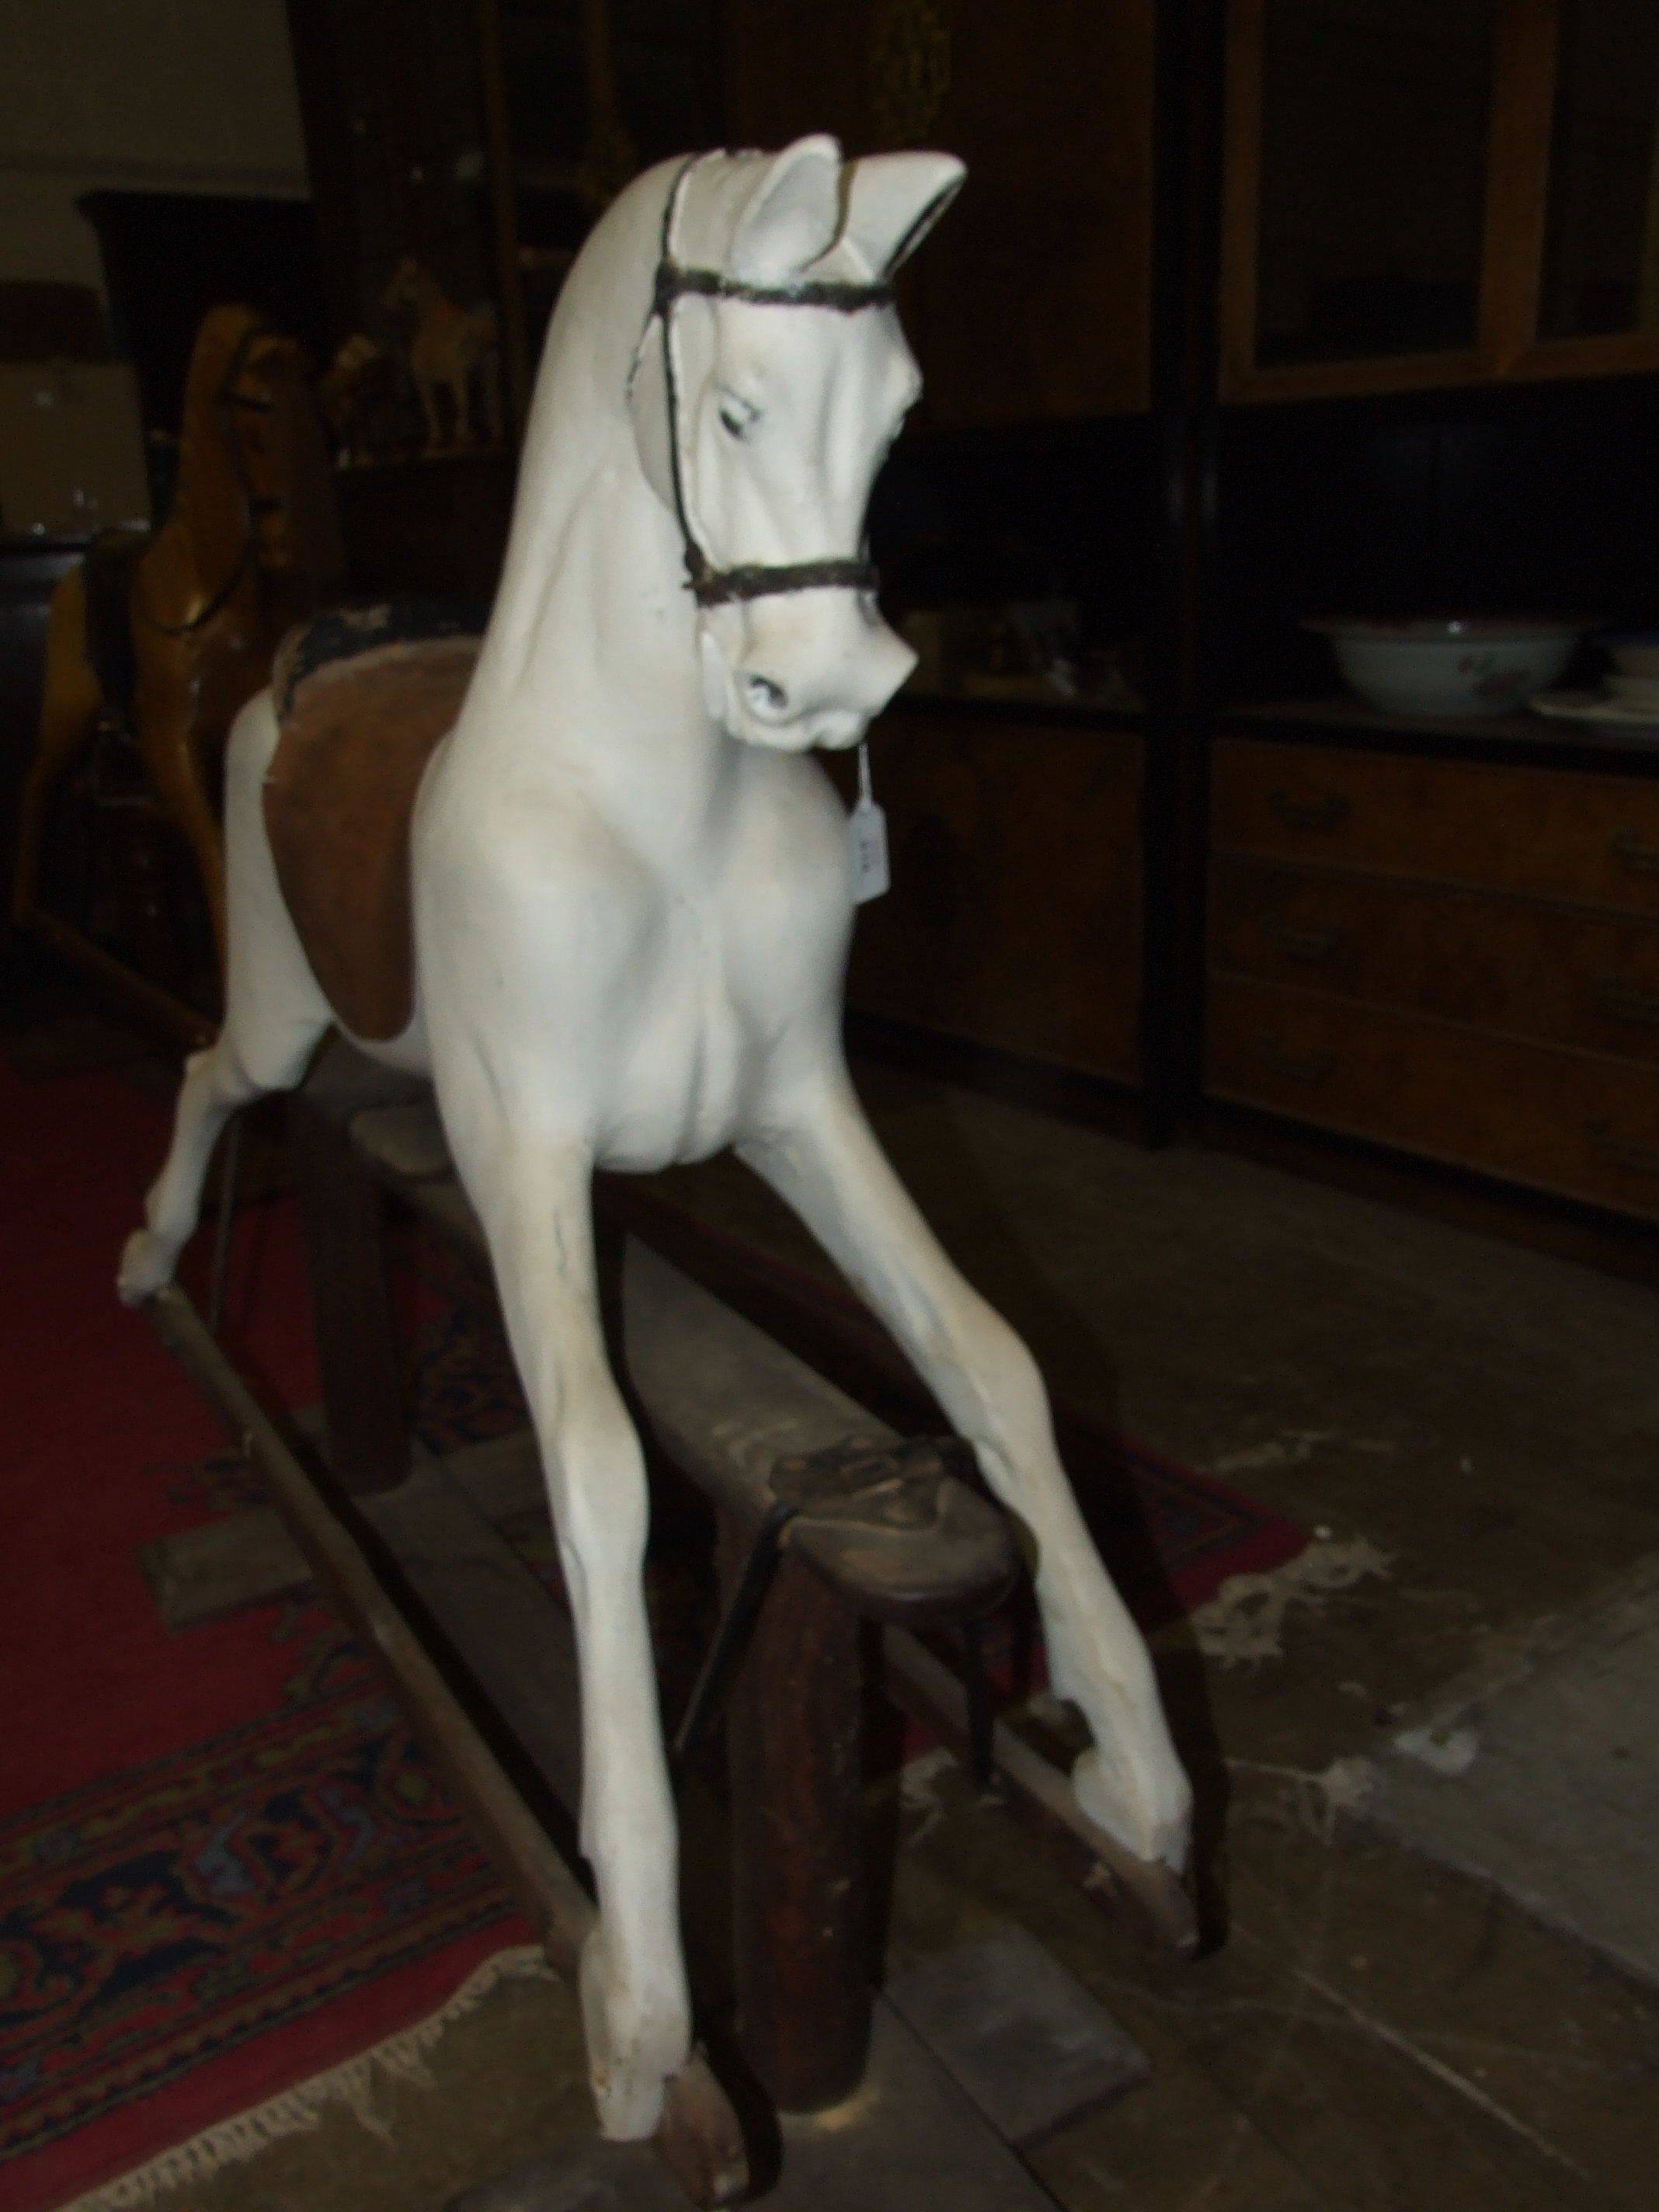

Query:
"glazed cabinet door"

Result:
[[1221, 0, 1659, 400], [720, 0, 1157, 425]]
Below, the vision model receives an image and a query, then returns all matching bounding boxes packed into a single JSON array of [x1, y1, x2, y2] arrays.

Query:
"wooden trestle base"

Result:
[[140, 1037, 1195, 2205]]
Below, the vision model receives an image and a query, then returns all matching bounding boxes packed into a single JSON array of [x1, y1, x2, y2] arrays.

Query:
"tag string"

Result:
[[857, 740, 874, 808]]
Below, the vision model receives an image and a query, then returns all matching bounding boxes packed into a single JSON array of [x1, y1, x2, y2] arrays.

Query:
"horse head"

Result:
[[224, 322, 343, 588], [238, 332, 343, 583], [629, 137, 962, 753], [172, 307, 341, 594]]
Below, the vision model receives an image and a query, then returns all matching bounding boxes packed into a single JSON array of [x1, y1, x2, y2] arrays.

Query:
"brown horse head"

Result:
[[178, 304, 343, 593]]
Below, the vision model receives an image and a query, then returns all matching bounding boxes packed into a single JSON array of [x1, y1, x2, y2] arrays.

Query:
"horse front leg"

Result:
[[457, 1129, 691, 2138], [739, 1069, 1192, 1876]]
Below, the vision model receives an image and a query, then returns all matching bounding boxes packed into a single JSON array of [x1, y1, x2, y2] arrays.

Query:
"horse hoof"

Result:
[[117, 1229, 172, 1306], [1096, 1849, 1201, 1958], [1068, 1752, 1199, 1956], [653, 2049, 748, 2207]]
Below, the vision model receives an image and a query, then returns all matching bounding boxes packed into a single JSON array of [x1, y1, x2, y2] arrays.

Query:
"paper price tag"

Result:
[[848, 742, 889, 903]]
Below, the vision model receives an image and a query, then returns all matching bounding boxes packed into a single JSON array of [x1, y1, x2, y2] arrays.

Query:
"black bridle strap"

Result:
[[655, 263, 894, 316], [654, 154, 890, 610], [684, 552, 880, 609]]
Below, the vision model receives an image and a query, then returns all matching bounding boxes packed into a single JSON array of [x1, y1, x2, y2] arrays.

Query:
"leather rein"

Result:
[[651, 155, 892, 610]]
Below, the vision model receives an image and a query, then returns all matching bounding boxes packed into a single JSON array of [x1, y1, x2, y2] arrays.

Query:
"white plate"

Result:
[[1529, 690, 1659, 730]]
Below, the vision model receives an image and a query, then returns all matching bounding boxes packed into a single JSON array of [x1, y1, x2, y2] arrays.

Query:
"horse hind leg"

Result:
[[118, 1035, 264, 1303], [120, 689, 332, 1303]]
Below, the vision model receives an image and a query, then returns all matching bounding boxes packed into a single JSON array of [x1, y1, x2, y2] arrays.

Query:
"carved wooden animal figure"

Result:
[[122, 141, 1192, 2146], [381, 256, 502, 450], [12, 305, 341, 976]]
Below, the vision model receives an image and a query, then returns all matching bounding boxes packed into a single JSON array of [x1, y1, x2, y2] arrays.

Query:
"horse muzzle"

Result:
[[697, 592, 916, 752]]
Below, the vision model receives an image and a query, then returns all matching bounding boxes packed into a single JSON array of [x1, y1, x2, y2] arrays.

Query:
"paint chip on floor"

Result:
[[1394, 1723, 1482, 1776], [1190, 1537, 1394, 1665]]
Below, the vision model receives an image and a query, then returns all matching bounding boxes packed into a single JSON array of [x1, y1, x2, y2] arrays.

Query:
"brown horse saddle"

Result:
[[264, 603, 485, 1041]]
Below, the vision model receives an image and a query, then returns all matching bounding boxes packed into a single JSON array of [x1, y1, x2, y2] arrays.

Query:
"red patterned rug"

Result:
[[0, 1062, 532, 2212]]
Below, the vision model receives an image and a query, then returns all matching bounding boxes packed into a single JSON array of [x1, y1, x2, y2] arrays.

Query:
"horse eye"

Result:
[[718, 397, 757, 437]]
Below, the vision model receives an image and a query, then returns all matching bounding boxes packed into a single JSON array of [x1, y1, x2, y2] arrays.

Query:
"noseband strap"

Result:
[[652, 155, 891, 610]]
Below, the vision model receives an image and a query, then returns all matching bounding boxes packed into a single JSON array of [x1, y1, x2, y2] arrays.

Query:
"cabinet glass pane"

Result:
[[1255, 0, 1497, 366], [1539, 0, 1659, 340]]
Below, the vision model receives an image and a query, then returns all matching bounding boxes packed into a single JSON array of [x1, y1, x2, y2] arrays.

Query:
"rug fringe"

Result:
[[56, 1945, 557, 2212]]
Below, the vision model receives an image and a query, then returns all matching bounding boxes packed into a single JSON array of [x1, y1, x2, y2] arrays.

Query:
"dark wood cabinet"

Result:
[[847, 702, 1144, 1082], [286, 0, 500, 354], [1206, 728, 1659, 1218], [721, 0, 1157, 426]]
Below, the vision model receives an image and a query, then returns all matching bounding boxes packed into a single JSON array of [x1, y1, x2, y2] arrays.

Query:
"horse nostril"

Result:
[[744, 673, 788, 718]]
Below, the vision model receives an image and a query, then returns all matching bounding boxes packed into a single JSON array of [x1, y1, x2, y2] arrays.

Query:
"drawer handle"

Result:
[[1268, 788, 1351, 833], [1265, 918, 1344, 962], [1584, 1118, 1659, 1175], [1610, 828, 1659, 872], [1256, 1035, 1337, 1083], [1594, 975, 1659, 1027]]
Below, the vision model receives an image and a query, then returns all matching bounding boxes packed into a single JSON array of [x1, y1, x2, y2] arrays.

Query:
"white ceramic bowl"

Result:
[[1305, 618, 1584, 718]]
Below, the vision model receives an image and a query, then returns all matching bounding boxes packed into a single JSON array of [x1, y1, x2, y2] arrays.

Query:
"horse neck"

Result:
[[461, 183, 726, 835], [148, 388, 251, 623]]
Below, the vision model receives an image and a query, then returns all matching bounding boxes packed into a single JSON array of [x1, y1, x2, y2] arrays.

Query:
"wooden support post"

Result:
[[718, 1512, 869, 2113], [288, 1090, 409, 1494]]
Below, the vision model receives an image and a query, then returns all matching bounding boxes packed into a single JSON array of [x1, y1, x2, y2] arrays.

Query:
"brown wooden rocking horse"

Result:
[[12, 304, 343, 1038]]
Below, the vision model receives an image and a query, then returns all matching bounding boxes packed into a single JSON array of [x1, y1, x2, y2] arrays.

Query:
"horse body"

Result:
[[123, 141, 1192, 2144]]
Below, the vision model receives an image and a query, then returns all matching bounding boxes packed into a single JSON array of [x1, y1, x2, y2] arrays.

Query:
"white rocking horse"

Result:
[[120, 139, 1192, 2144]]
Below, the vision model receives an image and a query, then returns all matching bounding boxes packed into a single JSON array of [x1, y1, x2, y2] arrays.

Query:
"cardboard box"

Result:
[[0, 361, 151, 535]]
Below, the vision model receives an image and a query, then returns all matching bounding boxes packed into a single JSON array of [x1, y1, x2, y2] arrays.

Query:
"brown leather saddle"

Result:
[[264, 603, 485, 1040]]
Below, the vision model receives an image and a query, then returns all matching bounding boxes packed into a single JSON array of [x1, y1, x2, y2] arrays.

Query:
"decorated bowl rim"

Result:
[[1303, 616, 1592, 644]]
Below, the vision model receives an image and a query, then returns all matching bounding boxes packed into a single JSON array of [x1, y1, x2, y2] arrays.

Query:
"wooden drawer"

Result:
[[1207, 975, 1659, 1217], [1212, 737, 1659, 911], [1210, 857, 1659, 1064], [847, 713, 1142, 1080]]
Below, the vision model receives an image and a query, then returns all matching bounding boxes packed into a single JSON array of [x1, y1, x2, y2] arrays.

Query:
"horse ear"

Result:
[[843, 152, 965, 276], [729, 135, 843, 284]]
